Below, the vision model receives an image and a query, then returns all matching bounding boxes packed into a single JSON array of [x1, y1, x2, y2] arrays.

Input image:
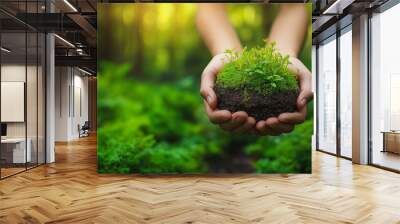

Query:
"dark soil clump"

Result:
[[215, 86, 299, 121]]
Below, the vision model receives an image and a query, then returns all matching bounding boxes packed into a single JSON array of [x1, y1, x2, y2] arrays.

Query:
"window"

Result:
[[0, 1, 47, 179], [317, 36, 337, 154], [1, 30, 28, 177], [370, 3, 400, 171], [339, 28, 352, 158]]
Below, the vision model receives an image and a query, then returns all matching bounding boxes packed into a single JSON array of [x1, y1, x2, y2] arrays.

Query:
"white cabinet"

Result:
[[1, 138, 32, 163]]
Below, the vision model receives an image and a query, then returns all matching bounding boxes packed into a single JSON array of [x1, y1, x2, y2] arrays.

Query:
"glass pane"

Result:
[[27, 31, 38, 169], [317, 37, 337, 154], [38, 33, 45, 165], [1, 31, 27, 177], [0, 1, 46, 178], [26, 0, 39, 169], [371, 4, 400, 171], [339, 29, 352, 158]]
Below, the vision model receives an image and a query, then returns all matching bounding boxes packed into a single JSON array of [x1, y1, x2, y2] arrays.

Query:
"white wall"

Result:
[[1, 64, 46, 164], [1, 65, 26, 137], [72, 72, 89, 138], [54, 67, 89, 141], [1, 65, 38, 137], [55, 67, 70, 141]]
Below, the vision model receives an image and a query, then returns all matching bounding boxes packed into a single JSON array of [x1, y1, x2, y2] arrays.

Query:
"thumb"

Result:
[[297, 89, 313, 109], [200, 87, 218, 110], [288, 58, 313, 109]]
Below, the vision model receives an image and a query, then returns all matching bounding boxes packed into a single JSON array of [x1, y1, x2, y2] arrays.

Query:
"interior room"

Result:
[[0, 0, 96, 179], [54, 66, 93, 141], [370, 3, 400, 171], [0, 0, 400, 223], [313, 0, 400, 172], [0, 14, 46, 178]]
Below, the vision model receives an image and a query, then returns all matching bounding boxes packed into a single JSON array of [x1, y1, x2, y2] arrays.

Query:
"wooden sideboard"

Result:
[[382, 131, 400, 154], [0, 138, 32, 166]]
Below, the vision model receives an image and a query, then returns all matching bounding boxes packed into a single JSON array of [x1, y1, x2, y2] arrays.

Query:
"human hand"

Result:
[[200, 53, 256, 134], [255, 56, 313, 135]]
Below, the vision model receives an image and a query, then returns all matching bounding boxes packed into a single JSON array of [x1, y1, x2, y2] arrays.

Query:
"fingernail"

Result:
[[300, 99, 306, 106], [207, 96, 212, 104]]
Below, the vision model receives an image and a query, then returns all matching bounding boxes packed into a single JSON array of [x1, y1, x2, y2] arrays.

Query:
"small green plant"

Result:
[[214, 41, 300, 121], [216, 41, 298, 96]]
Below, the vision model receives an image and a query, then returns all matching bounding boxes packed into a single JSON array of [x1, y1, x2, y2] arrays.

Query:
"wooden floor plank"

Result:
[[0, 135, 400, 223]]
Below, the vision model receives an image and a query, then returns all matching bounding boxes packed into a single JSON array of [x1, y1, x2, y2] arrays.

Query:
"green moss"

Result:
[[216, 42, 298, 95]]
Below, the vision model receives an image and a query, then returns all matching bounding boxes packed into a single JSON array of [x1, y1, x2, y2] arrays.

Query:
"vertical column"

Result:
[[315, 45, 319, 151], [336, 30, 341, 157], [352, 14, 369, 164], [46, 1, 55, 163], [312, 45, 317, 151], [88, 77, 97, 132], [46, 33, 55, 163]]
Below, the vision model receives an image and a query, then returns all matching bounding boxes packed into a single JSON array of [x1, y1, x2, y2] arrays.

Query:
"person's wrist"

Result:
[[265, 40, 296, 57]]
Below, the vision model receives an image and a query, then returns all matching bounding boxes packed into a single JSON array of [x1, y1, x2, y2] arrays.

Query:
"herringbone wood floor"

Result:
[[1, 135, 400, 224]]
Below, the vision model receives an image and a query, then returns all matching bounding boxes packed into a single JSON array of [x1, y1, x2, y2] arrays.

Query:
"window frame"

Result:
[[0, 1, 48, 180], [315, 23, 353, 160], [367, 0, 400, 173]]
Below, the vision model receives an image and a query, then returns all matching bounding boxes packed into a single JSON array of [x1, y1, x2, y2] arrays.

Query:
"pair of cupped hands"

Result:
[[200, 53, 313, 136]]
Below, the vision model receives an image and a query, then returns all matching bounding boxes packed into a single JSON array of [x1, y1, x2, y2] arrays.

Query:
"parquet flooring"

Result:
[[1, 135, 400, 223], [1, 167, 26, 178]]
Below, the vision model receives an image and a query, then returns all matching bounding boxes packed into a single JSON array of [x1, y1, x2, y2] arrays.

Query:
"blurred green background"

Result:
[[98, 3, 313, 174]]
